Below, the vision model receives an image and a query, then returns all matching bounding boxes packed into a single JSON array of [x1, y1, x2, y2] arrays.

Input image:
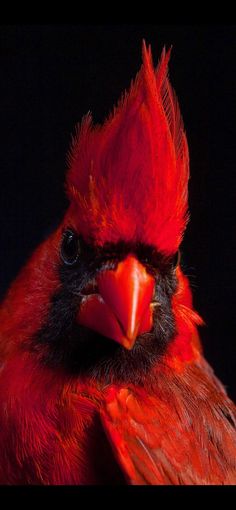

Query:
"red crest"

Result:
[[66, 42, 189, 255]]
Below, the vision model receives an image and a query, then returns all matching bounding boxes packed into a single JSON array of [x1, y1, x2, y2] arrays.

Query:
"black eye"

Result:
[[60, 229, 80, 265], [172, 250, 181, 268]]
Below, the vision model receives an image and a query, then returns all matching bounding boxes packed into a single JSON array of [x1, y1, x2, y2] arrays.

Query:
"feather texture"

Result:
[[0, 41, 235, 486], [101, 358, 236, 485], [66, 42, 189, 255], [0, 350, 235, 484]]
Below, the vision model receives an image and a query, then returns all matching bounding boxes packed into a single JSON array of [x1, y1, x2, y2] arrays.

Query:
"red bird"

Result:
[[0, 42, 235, 485]]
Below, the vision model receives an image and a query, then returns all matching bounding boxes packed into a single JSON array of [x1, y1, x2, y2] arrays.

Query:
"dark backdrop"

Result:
[[0, 25, 235, 400]]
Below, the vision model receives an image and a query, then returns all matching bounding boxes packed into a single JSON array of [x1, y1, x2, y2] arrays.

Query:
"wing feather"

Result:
[[100, 359, 236, 485]]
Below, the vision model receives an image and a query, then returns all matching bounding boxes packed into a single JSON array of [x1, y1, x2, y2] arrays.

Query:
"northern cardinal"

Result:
[[0, 42, 235, 485]]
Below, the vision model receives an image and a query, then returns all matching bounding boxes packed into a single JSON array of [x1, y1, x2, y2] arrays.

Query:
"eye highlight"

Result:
[[60, 229, 80, 266]]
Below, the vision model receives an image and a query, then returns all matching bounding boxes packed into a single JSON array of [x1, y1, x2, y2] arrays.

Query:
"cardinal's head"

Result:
[[30, 42, 203, 384]]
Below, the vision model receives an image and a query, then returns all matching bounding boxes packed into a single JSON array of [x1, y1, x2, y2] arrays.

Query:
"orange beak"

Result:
[[77, 255, 155, 350]]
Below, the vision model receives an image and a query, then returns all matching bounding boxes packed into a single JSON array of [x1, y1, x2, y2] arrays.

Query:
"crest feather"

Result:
[[66, 41, 189, 255]]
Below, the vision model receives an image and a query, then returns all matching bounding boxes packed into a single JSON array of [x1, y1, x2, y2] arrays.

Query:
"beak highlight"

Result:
[[77, 255, 155, 349]]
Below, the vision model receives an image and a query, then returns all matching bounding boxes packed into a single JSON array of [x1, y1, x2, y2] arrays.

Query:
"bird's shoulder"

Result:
[[100, 358, 236, 485]]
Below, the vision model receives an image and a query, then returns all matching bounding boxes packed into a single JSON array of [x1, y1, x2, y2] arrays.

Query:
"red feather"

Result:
[[66, 42, 189, 255], [0, 351, 235, 484], [101, 360, 236, 485], [0, 42, 235, 485]]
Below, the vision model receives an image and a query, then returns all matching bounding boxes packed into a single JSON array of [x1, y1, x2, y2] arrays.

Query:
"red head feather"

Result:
[[66, 42, 189, 255]]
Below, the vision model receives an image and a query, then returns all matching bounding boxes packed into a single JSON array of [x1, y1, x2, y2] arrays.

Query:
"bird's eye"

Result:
[[172, 250, 181, 268], [60, 229, 80, 265]]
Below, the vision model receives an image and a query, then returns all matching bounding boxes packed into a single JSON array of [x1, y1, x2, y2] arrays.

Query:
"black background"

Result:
[[0, 25, 235, 401]]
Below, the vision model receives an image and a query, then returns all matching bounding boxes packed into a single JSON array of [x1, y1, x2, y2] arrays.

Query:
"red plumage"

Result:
[[66, 44, 189, 254], [0, 42, 235, 485]]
